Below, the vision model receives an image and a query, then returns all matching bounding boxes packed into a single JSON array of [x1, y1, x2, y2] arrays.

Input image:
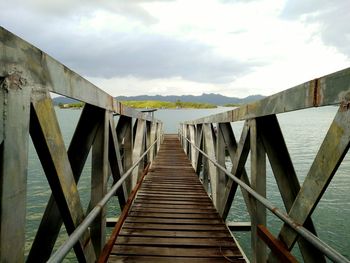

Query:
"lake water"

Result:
[[25, 106, 349, 261]]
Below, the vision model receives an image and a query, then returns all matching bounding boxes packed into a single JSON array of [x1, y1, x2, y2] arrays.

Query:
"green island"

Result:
[[58, 100, 217, 109], [58, 102, 85, 109], [121, 100, 216, 109]]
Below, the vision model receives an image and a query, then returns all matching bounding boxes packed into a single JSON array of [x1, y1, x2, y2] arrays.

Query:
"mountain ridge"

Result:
[[53, 93, 265, 105]]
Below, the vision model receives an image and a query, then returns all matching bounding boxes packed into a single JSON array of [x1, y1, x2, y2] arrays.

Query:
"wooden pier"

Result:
[[2, 27, 350, 263], [105, 135, 245, 262]]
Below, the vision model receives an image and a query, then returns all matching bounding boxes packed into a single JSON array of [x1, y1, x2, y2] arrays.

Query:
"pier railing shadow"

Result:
[[0, 27, 163, 262], [180, 68, 350, 263]]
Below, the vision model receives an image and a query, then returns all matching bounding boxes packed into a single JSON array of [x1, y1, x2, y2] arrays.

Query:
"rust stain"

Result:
[[1, 72, 27, 91], [313, 78, 321, 107]]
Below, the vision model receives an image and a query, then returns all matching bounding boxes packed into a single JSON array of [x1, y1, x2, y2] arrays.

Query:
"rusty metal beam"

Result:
[[259, 115, 325, 263], [203, 123, 219, 206], [0, 73, 31, 262], [30, 95, 95, 262], [220, 121, 251, 219], [250, 118, 267, 263], [184, 67, 350, 125], [108, 115, 127, 207], [28, 103, 103, 262], [275, 105, 350, 256], [91, 110, 109, 257], [0, 27, 155, 122]]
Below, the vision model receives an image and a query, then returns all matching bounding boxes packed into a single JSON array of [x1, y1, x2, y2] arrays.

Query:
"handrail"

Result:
[[184, 137, 350, 263], [47, 137, 160, 263]]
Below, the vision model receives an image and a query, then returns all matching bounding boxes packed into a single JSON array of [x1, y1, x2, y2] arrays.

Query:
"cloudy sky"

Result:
[[2, 0, 350, 97]]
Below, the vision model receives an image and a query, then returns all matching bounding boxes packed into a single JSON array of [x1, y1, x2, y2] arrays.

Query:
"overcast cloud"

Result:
[[1, 0, 349, 97]]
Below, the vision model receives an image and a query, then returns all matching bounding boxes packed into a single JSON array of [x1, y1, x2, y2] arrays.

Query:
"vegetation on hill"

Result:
[[121, 100, 217, 109], [58, 102, 84, 109], [223, 103, 240, 107]]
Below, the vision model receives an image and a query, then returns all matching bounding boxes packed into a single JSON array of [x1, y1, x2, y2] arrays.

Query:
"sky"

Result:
[[1, 0, 350, 98]]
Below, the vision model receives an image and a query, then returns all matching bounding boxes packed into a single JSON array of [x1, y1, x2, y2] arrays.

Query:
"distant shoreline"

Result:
[[58, 100, 240, 110]]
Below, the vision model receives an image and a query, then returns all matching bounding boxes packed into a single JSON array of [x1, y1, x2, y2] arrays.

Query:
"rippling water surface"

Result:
[[26, 106, 349, 261]]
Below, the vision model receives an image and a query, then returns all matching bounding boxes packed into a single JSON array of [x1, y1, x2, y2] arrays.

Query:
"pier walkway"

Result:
[[104, 135, 245, 262]]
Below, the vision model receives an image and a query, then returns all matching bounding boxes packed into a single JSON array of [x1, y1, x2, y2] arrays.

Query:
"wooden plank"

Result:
[[30, 96, 96, 262], [0, 73, 31, 262], [122, 223, 228, 231], [131, 203, 215, 210], [128, 212, 220, 219], [131, 208, 217, 214], [106, 135, 245, 262], [276, 106, 350, 255], [250, 118, 266, 263], [28, 103, 102, 262], [116, 236, 236, 247], [119, 229, 232, 238], [111, 245, 242, 257], [91, 110, 109, 257], [125, 217, 224, 225], [259, 115, 325, 263], [109, 255, 245, 263]]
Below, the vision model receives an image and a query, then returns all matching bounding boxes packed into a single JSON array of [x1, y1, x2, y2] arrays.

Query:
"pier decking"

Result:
[[106, 135, 245, 262]]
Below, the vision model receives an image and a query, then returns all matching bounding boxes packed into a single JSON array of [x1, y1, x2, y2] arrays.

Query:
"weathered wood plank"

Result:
[[119, 229, 232, 238], [111, 245, 242, 257], [116, 236, 236, 247], [0, 73, 31, 262], [109, 255, 245, 263], [125, 217, 224, 224], [106, 135, 245, 262], [128, 212, 220, 219]]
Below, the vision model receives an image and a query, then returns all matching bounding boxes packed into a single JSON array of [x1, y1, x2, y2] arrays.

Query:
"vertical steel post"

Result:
[[91, 110, 109, 257], [0, 73, 31, 262], [250, 118, 267, 263]]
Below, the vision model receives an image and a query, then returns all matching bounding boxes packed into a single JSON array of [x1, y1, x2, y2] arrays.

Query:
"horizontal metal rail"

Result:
[[47, 137, 160, 263], [184, 137, 350, 263]]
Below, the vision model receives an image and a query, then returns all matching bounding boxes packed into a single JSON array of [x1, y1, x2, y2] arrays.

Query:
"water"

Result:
[[25, 106, 350, 261]]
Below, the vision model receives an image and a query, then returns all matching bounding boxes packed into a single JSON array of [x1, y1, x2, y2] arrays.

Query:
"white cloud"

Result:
[[1, 0, 349, 97]]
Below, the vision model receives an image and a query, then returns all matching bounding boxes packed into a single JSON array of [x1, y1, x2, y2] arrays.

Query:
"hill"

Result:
[[52, 93, 265, 106], [115, 93, 264, 105]]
